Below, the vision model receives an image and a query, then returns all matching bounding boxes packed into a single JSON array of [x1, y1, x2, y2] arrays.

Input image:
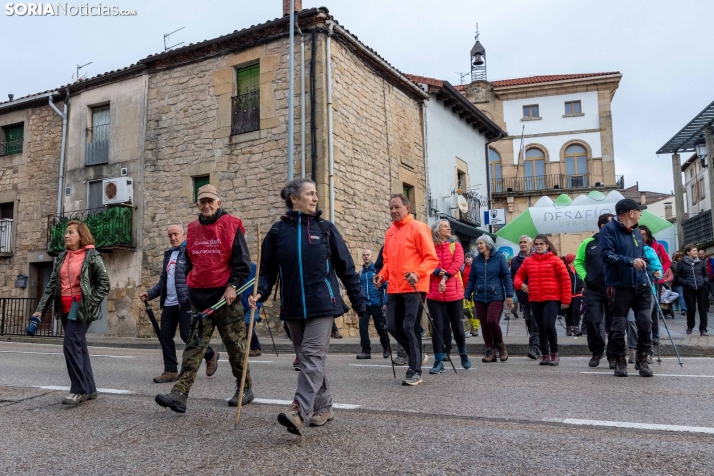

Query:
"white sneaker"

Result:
[[464, 331, 472, 338], [62, 393, 86, 405], [422, 353, 429, 364]]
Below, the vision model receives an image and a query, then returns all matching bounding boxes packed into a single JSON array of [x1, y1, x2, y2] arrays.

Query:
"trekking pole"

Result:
[[645, 272, 683, 367], [411, 283, 457, 374], [379, 293, 396, 379], [261, 307, 278, 356], [235, 224, 262, 428], [506, 307, 510, 336], [190, 278, 255, 346]]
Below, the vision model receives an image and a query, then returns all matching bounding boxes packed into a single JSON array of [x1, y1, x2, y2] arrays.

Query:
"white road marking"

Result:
[[219, 359, 273, 363], [0, 350, 133, 358], [350, 363, 468, 370], [559, 418, 714, 434], [33, 385, 134, 394], [249, 398, 360, 409], [581, 371, 714, 378]]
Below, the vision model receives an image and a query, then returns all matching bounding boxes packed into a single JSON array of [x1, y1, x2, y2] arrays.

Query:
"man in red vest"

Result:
[[155, 184, 254, 413]]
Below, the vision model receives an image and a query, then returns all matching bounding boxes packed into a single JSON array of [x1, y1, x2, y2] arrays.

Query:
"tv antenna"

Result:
[[76, 62, 92, 81], [164, 27, 185, 52], [456, 72, 470, 85]]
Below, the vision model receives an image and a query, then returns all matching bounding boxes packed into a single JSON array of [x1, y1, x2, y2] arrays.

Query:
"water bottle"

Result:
[[26, 316, 40, 336]]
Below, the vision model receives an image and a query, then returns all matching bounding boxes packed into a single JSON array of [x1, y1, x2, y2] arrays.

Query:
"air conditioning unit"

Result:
[[102, 177, 133, 205]]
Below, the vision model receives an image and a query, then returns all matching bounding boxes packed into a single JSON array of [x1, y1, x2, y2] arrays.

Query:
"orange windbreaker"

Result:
[[378, 214, 438, 294]]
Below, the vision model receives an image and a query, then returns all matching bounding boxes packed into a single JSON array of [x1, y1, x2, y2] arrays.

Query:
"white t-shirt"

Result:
[[164, 250, 180, 307]]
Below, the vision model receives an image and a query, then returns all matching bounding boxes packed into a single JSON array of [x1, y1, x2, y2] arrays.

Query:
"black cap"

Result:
[[615, 198, 647, 215]]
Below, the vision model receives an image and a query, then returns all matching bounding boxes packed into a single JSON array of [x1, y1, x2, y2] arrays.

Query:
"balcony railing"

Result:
[[682, 209, 713, 246], [491, 174, 624, 195], [47, 206, 133, 254], [85, 123, 110, 165], [0, 138, 22, 156], [231, 90, 260, 135], [0, 218, 13, 254]]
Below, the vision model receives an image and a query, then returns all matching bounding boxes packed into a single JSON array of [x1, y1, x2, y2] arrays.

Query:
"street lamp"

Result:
[[695, 134, 707, 167]]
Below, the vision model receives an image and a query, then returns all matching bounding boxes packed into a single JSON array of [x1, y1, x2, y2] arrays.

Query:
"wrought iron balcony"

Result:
[[682, 209, 713, 246], [47, 206, 133, 254], [231, 90, 260, 135], [85, 123, 110, 165], [491, 174, 624, 196], [0, 138, 22, 156]]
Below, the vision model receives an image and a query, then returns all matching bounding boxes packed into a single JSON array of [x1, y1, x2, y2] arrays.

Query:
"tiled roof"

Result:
[[404, 74, 444, 88], [491, 72, 620, 87]]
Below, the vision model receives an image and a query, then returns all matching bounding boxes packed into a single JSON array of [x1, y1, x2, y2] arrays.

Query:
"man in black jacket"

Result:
[[155, 184, 254, 413], [141, 225, 217, 383]]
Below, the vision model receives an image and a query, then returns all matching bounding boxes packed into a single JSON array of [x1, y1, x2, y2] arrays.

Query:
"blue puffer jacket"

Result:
[[257, 210, 366, 321], [359, 262, 387, 307], [147, 242, 189, 308], [599, 218, 648, 287], [464, 251, 514, 303]]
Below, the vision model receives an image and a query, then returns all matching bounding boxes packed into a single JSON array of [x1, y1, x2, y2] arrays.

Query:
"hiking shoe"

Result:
[[646, 353, 653, 364], [635, 353, 653, 377], [504, 315, 510, 321], [62, 393, 86, 406], [206, 351, 219, 377], [482, 347, 497, 363], [464, 331, 472, 338], [652, 338, 660, 346], [472, 330, 479, 336], [228, 387, 254, 407], [628, 349, 635, 364], [85, 391, 98, 401], [496, 343, 509, 362], [383, 348, 391, 359], [429, 360, 445, 374], [589, 352, 603, 368], [549, 353, 560, 366], [686, 328, 693, 335], [332, 329, 343, 339], [539, 354, 550, 366], [309, 407, 335, 427], [293, 358, 300, 371], [566, 326, 573, 336], [393, 355, 408, 366], [356, 352, 371, 360], [681, 311, 686, 316], [153, 371, 179, 383], [607, 356, 616, 370], [702, 330, 709, 336], [442, 353, 451, 362], [614, 359, 628, 377], [527, 346, 540, 360], [402, 370, 423, 386], [155, 390, 187, 413], [574, 328, 583, 337], [459, 353, 472, 369], [422, 353, 429, 365], [249, 349, 262, 357], [278, 401, 304, 436]]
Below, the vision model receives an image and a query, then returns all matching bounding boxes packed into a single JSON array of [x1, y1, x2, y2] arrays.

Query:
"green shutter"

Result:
[[193, 176, 210, 203], [236, 64, 260, 96], [4, 125, 23, 155]]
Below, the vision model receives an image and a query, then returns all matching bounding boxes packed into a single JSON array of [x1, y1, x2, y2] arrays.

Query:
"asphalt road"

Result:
[[2, 341, 714, 475]]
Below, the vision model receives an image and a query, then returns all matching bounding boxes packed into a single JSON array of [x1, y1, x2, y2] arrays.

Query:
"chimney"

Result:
[[664, 202, 673, 221], [640, 191, 646, 205], [7, 94, 13, 102], [283, 0, 302, 16]]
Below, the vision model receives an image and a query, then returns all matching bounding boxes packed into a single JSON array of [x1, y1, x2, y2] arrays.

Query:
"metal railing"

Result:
[[47, 206, 133, 253], [0, 298, 61, 336], [682, 209, 714, 245], [0, 218, 13, 253], [231, 91, 260, 135], [491, 174, 625, 194], [0, 138, 23, 156], [85, 123, 110, 165]]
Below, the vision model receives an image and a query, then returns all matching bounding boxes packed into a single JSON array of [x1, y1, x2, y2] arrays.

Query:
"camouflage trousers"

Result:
[[173, 301, 251, 395]]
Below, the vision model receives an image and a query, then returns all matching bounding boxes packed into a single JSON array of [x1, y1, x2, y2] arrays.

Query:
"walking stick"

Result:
[[506, 307, 510, 336], [144, 301, 161, 337], [645, 272, 683, 367], [411, 283, 457, 374], [261, 307, 279, 356], [235, 224, 262, 428]]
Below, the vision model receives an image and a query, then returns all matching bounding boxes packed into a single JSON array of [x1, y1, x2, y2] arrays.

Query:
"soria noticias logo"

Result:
[[5, 3, 137, 16]]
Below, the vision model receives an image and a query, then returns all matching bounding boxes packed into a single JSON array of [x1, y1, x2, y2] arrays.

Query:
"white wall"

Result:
[[645, 196, 675, 220], [502, 91, 602, 164], [425, 96, 488, 230], [683, 160, 711, 214]]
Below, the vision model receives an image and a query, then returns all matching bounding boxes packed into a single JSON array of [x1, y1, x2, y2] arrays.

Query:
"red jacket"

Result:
[[651, 240, 671, 284], [463, 263, 472, 290], [514, 251, 572, 305], [427, 241, 465, 302]]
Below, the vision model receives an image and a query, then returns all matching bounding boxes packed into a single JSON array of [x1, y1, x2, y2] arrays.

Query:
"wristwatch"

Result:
[[229, 284, 237, 290]]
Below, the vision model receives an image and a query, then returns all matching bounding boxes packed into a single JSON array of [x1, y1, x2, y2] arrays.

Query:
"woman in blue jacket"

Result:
[[464, 235, 514, 363], [250, 178, 366, 436]]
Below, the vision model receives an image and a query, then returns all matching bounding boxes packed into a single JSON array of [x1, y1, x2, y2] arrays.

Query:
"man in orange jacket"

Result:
[[375, 194, 438, 386]]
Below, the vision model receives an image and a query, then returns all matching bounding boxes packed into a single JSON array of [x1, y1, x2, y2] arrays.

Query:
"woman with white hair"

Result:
[[426, 219, 471, 373], [464, 234, 514, 362]]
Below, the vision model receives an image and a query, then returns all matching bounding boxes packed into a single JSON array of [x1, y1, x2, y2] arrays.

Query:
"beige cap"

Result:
[[197, 184, 219, 201]]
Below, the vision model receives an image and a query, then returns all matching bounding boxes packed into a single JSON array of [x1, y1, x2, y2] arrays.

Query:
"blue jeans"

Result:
[[673, 285, 687, 311]]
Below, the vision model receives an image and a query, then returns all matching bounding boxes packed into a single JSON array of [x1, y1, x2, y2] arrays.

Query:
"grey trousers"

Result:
[[286, 317, 333, 422]]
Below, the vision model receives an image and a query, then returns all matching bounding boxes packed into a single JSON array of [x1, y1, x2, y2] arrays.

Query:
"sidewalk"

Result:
[[3, 312, 713, 357]]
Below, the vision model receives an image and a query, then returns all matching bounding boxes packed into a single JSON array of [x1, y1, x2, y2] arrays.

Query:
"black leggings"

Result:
[[530, 300, 560, 354], [427, 299, 465, 355]]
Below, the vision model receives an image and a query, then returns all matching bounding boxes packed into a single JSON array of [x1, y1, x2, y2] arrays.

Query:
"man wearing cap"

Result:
[[599, 199, 654, 377], [155, 184, 255, 413]]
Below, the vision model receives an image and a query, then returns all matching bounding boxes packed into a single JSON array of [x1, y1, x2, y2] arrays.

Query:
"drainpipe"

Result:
[[326, 20, 335, 222], [484, 133, 504, 235], [420, 100, 430, 224], [297, 22, 306, 178], [48, 88, 69, 217], [310, 28, 317, 181], [287, 0, 295, 181]]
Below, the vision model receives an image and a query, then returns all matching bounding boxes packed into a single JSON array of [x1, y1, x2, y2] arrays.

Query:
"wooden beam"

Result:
[[452, 105, 464, 114], [443, 98, 455, 107]]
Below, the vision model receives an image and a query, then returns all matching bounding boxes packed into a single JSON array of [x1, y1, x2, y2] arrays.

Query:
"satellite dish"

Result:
[[457, 195, 469, 213]]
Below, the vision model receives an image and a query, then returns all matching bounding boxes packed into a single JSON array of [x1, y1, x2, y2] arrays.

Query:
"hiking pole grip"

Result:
[[235, 224, 261, 428]]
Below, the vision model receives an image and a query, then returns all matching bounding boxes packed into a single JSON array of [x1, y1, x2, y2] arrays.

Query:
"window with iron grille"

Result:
[[1, 124, 23, 156], [231, 64, 260, 135], [86, 106, 110, 165]]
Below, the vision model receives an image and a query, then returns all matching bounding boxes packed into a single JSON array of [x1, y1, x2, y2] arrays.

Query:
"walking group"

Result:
[[30, 178, 707, 435]]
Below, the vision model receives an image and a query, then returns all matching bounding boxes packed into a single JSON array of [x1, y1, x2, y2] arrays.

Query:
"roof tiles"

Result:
[[491, 72, 620, 87]]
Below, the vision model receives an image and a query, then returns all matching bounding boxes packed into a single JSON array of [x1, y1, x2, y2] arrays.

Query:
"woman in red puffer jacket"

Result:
[[514, 234, 571, 366], [426, 219, 471, 374]]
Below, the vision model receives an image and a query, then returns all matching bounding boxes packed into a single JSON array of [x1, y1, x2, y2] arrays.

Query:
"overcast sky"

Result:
[[2, 0, 712, 193]]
